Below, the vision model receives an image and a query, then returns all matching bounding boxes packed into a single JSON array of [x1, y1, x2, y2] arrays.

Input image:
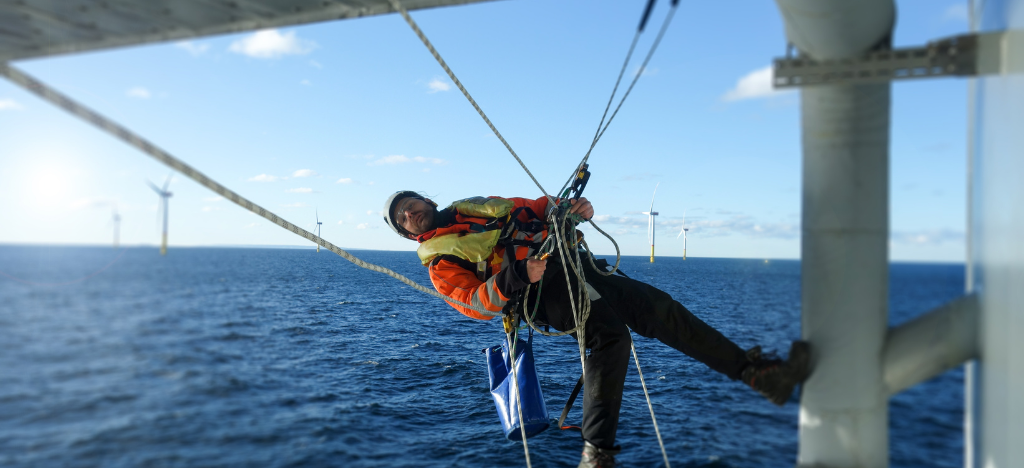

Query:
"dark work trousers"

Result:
[[530, 255, 749, 450]]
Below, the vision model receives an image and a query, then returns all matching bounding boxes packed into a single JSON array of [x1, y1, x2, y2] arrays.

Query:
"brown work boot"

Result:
[[741, 341, 812, 406], [578, 441, 620, 468]]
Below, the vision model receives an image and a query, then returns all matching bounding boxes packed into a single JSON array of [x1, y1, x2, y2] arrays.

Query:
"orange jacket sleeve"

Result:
[[428, 259, 510, 320]]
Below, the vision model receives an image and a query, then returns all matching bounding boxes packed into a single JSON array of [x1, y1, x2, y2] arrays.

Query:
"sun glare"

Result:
[[25, 154, 82, 209]]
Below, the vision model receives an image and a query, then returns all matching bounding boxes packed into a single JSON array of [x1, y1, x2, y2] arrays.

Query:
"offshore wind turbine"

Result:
[[111, 204, 121, 249], [315, 210, 323, 252], [677, 210, 689, 260], [147, 175, 173, 256], [641, 183, 659, 263]]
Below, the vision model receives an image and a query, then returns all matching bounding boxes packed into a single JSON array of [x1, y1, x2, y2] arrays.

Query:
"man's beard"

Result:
[[431, 205, 455, 231]]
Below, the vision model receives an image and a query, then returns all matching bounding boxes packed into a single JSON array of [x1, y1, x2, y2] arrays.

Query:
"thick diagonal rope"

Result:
[[0, 63, 500, 318], [630, 336, 671, 468], [387, 0, 556, 211]]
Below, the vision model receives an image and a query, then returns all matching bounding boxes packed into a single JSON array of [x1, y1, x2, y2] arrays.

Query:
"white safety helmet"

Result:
[[383, 190, 425, 238]]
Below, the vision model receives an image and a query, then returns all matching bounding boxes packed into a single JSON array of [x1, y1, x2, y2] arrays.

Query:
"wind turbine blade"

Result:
[[316, 209, 319, 224], [146, 180, 162, 194], [649, 182, 660, 211], [162, 174, 172, 192], [678, 210, 687, 238]]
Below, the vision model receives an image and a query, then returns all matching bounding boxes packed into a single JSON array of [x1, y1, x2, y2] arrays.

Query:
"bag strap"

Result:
[[557, 374, 585, 431]]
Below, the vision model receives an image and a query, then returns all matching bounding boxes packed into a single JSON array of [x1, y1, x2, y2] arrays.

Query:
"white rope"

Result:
[[387, 0, 557, 211], [505, 331, 533, 468], [0, 63, 501, 319], [557, 4, 679, 198], [630, 335, 671, 468]]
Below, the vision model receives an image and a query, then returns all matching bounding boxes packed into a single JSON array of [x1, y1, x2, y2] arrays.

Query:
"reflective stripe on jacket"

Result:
[[417, 196, 549, 320]]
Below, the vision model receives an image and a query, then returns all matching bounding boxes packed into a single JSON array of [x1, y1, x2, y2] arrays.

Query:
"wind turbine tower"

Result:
[[112, 205, 121, 249], [677, 210, 689, 260], [641, 183, 659, 263], [147, 175, 173, 256], [315, 210, 323, 253]]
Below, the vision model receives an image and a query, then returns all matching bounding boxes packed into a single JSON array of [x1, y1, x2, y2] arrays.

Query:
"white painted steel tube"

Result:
[[969, 0, 1024, 463], [882, 294, 980, 396], [799, 81, 891, 468], [774, 1, 895, 466]]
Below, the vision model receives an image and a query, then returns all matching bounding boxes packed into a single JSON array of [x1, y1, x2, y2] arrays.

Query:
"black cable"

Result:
[[557, 0, 680, 198]]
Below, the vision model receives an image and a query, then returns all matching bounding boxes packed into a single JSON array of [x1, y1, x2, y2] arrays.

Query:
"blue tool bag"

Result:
[[484, 331, 549, 440]]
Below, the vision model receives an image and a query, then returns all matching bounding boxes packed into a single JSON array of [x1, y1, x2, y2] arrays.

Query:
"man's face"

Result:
[[393, 197, 435, 237]]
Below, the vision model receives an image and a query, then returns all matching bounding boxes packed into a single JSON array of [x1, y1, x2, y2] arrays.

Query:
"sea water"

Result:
[[0, 246, 964, 467]]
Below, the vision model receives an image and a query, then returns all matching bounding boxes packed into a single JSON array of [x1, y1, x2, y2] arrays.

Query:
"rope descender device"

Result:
[[570, 164, 591, 201], [549, 164, 592, 227], [503, 310, 517, 334]]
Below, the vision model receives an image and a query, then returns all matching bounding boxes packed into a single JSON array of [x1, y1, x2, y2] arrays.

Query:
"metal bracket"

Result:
[[773, 31, 1016, 88]]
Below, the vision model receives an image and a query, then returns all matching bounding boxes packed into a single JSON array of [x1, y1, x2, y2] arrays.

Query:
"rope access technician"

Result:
[[383, 191, 812, 468]]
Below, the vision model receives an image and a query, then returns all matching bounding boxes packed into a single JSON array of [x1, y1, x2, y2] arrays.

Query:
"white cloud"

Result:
[[336, 178, 353, 184], [366, 210, 374, 215], [427, 78, 452, 93], [176, 41, 210, 56], [0, 99, 23, 110], [943, 4, 969, 22], [356, 223, 369, 230], [228, 29, 316, 59], [722, 66, 793, 102], [368, 154, 447, 166], [892, 229, 964, 245], [370, 155, 412, 165], [309, 60, 323, 69], [591, 213, 800, 239], [414, 156, 448, 165], [337, 220, 344, 225], [292, 169, 318, 178], [244, 222, 260, 228], [126, 87, 151, 99], [248, 174, 280, 182], [286, 187, 314, 193], [300, 79, 312, 86]]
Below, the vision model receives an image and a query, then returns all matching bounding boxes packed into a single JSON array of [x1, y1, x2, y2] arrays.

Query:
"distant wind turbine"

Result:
[[677, 209, 689, 260], [315, 210, 323, 252], [641, 183, 659, 263], [111, 204, 121, 249], [147, 175, 173, 256]]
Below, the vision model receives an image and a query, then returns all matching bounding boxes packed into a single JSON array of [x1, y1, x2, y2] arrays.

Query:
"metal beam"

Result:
[[882, 294, 980, 396], [774, 30, 1021, 88]]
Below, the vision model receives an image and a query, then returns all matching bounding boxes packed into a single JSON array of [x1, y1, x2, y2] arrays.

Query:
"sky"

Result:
[[0, 0, 973, 262]]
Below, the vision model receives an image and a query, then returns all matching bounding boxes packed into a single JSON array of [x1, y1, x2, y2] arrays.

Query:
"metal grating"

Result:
[[0, 0, 497, 63]]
